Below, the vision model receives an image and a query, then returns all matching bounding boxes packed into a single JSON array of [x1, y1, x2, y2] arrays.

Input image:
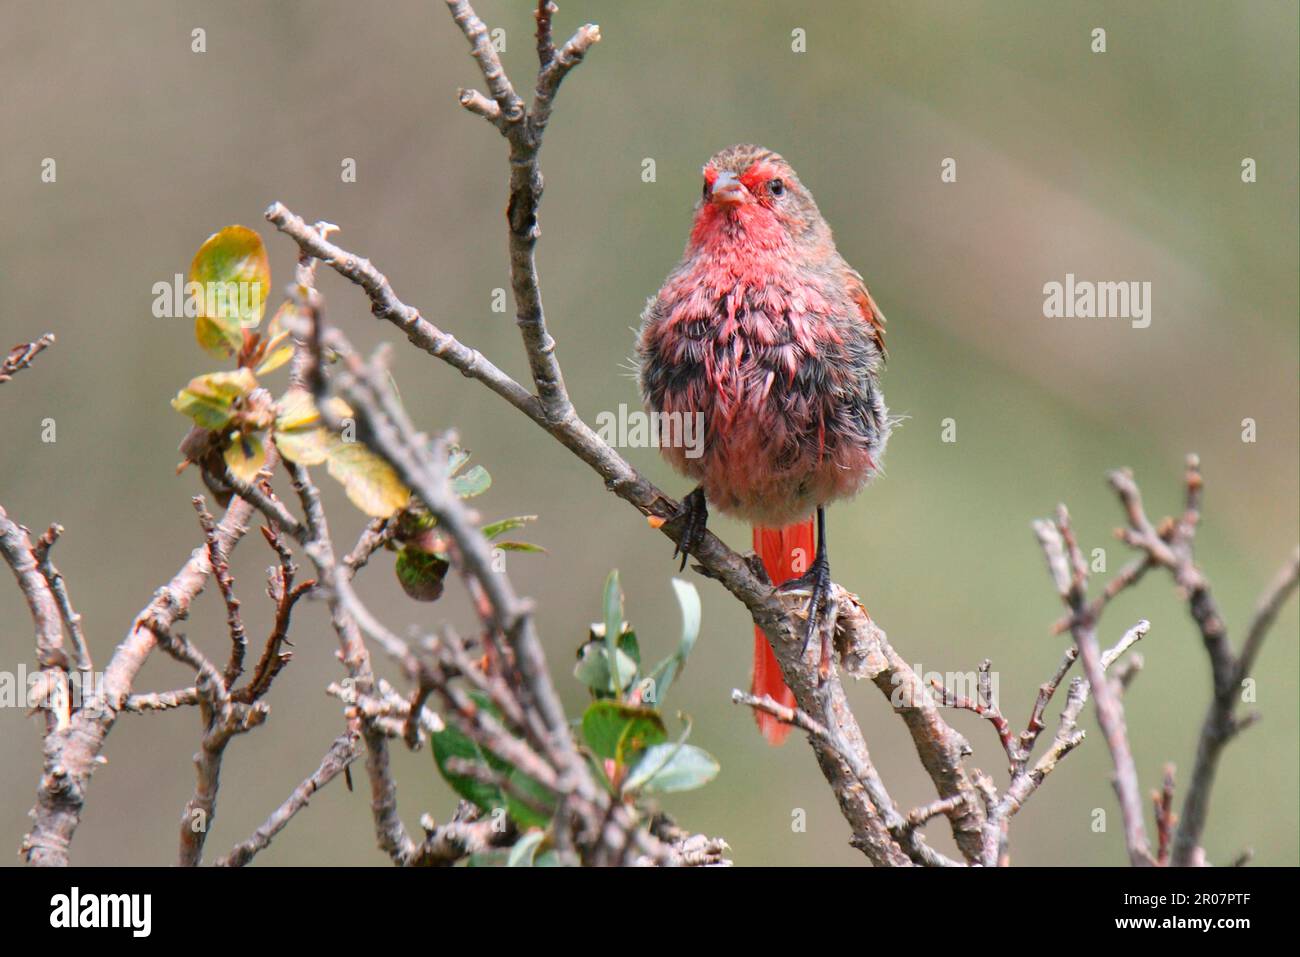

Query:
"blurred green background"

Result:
[[1, 0, 1296, 867]]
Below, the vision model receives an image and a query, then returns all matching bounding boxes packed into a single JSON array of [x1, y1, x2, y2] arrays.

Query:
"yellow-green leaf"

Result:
[[275, 424, 330, 466], [255, 335, 292, 375], [189, 226, 271, 357], [273, 388, 330, 465], [224, 431, 266, 482], [255, 302, 296, 375], [171, 369, 258, 430], [273, 387, 319, 431], [481, 515, 537, 540], [195, 313, 244, 360], [326, 438, 411, 518]]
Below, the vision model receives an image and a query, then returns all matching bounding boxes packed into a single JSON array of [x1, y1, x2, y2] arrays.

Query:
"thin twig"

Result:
[[31, 524, 91, 678], [216, 731, 363, 867], [145, 621, 268, 866], [1106, 460, 1299, 866], [193, 498, 247, 686], [1153, 763, 1177, 866], [1037, 509, 1154, 866], [0, 332, 55, 384], [16, 493, 255, 865], [1, 507, 70, 736]]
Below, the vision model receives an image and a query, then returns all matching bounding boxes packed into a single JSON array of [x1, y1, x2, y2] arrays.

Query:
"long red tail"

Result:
[[751, 521, 814, 745]]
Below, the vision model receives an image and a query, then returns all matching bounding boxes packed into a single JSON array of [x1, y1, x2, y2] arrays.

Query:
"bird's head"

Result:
[[689, 144, 826, 254]]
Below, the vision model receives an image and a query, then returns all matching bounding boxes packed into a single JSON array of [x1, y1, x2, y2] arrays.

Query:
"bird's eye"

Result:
[[768, 179, 785, 197], [702, 181, 710, 200]]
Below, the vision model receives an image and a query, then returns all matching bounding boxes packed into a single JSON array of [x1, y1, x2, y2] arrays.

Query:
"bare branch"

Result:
[[837, 599, 987, 863], [636, 814, 732, 867], [217, 465, 306, 542], [306, 321, 589, 798], [534, 0, 556, 67], [1153, 763, 1176, 866], [193, 498, 247, 686], [1, 506, 71, 736], [123, 687, 200, 713], [216, 731, 363, 867], [412, 803, 516, 867], [995, 615, 1147, 865], [731, 689, 828, 739], [1073, 617, 1154, 866], [1236, 546, 1300, 685], [737, 672, 967, 868], [289, 297, 719, 865], [531, 18, 600, 137], [1105, 460, 1299, 866], [905, 795, 968, 831], [279, 452, 422, 865], [457, 87, 502, 125], [0, 332, 55, 384], [445, 0, 526, 123], [1169, 543, 1299, 866], [930, 659, 1016, 767], [237, 523, 312, 702], [18, 494, 255, 865], [32, 524, 91, 676], [342, 518, 395, 575], [1111, 460, 1231, 682], [1037, 511, 1153, 866], [144, 621, 269, 866]]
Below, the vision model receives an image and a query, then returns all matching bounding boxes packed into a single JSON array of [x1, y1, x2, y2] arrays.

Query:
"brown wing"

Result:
[[846, 269, 887, 360]]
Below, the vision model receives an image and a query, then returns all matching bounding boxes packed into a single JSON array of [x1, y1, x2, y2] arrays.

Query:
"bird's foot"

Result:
[[777, 555, 836, 681], [669, 488, 708, 572]]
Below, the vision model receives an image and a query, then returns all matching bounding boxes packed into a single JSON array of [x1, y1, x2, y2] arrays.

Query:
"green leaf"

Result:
[[573, 642, 637, 696], [195, 314, 245, 361], [223, 431, 266, 482], [430, 723, 505, 813], [617, 629, 640, 667], [466, 849, 509, 867], [624, 743, 719, 794], [394, 545, 449, 602], [430, 694, 553, 830], [645, 578, 701, 705], [507, 831, 545, 867], [170, 369, 258, 430], [326, 437, 411, 518], [580, 748, 614, 792], [480, 515, 537, 540], [451, 464, 491, 499], [189, 225, 270, 357], [504, 768, 556, 830], [493, 541, 546, 554], [671, 578, 701, 653], [602, 570, 623, 697], [581, 700, 667, 766]]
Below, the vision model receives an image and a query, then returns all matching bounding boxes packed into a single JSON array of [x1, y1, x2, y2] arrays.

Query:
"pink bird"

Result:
[[638, 144, 891, 743]]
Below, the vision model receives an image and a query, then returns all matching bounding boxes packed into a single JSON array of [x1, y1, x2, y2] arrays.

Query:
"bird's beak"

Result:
[[710, 171, 747, 206]]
